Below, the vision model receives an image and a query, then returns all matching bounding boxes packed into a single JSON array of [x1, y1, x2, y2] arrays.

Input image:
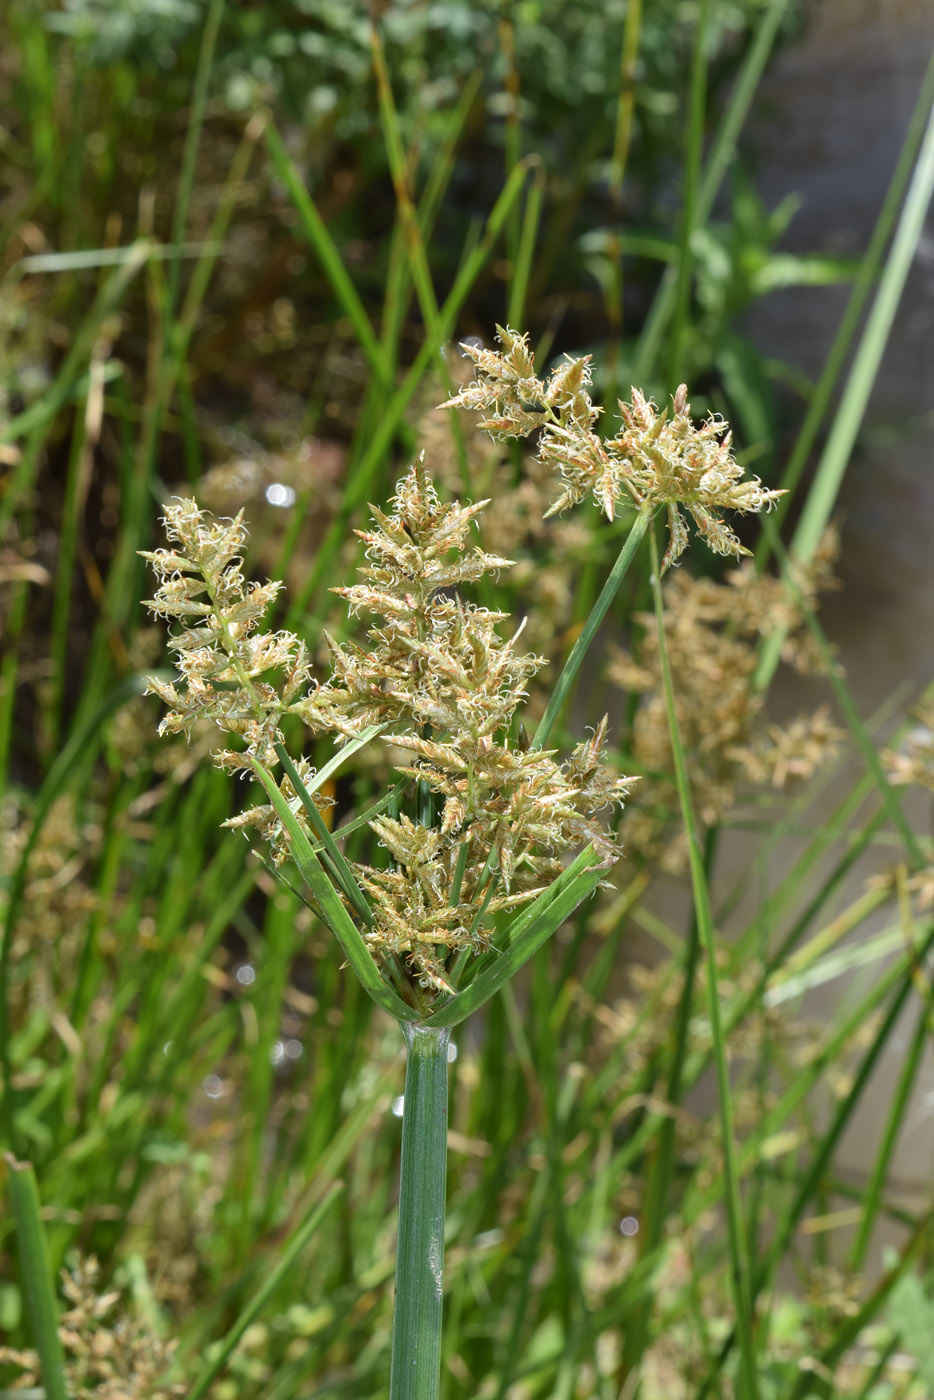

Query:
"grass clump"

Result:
[[3, 3, 934, 1396], [131, 347, 800, 1396]]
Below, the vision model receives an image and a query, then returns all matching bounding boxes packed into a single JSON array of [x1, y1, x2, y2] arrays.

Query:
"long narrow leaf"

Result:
[[648, 528, 759, 1399], [249, 760, 418, 1023], [284, 159, 530, 626], [264, 121, 394, 394], [185, 1183, 344, 1400], [756, 86, 934, 688], [273, 733, 381, 926], [757, 49, 934, 561], [5, 1156, 69, 1400], [426, 850, 605, 1029]]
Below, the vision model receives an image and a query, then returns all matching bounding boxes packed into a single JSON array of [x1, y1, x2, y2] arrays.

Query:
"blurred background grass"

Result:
[[1, 1, 933, 1396]]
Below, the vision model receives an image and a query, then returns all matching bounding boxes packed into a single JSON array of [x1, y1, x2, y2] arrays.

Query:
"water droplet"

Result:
[[619, 1216, 639, 1236], [459, 336, 483, 356], [203, 1074, 223, 1099], [284, 1038, 303, 1060], [447, 1041, 458, 1063], [163, 1040, 173, 1056], [391, 1095, 405, 1118], [270, 1040, 286, 1066], [235, 963, 256, 986], [265, 482, 296, 508]]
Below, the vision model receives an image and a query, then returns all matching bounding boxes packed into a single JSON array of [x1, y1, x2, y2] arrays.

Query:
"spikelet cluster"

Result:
[[443, 325, 784, 570], [609, 546, 845, 867], [142, 461, 630, 998], [141, 499, 313, 771], [0, 1256, 184, 1399], [416, 363, 592, 664], [141, 501, 337, 855], [875, 691, 934, 913], [299, 458, 632, 993]]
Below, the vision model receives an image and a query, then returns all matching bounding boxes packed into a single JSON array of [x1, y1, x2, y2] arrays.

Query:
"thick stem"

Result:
[[390, 1022, 451, 1400]]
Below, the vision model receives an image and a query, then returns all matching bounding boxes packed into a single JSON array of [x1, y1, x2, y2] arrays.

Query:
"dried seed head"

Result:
[[141, 498, 334, 847], [0, 1255, 184, 1398]]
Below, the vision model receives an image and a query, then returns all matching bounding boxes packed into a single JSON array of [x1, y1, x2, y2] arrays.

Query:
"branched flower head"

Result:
[[0, 1256, 184, 1399], [301, 457, 632, 994], [443, 325, 784, 570], [141, 499, 313, 771], [141, 501, 334, 844], [143, 460, 631, 1002]]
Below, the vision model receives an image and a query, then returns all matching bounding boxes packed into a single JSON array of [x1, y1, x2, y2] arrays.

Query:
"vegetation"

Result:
[[2, 2, 933, 1398]]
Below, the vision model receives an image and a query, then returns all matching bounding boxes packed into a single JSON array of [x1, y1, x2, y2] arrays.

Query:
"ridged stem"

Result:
[[390, 1022, 451, 1400]]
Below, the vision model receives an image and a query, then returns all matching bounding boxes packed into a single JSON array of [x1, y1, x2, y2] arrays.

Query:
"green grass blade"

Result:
[[379, 68, 483, 372], [249, 758, 419, 1023], [426, 850, 605, 1029], [284, 159, 531, 624], [648, 527, 759, 1399], [0, 673, 154, 1150], [164, 0, 225, 321], [533, 508, 651, 749], [506, 159, 545, 331], [176, 113, 266, 348], [5, 1156, 69, 1400], [620, 832, 712, 1379], [264, 121, 394, 394], [368, 26, 469, 488], [756, 49, 934, 563], [667, 0, 709, 388], [389, 1024, 450, 1400], [185, 1182, 344, 1400], [762, 926, 933, 1291], [0, 240, 152, 457], [633, 0, 791, 380], [755, 88, 934, 689], [789, 1208, 934, 1400], [849, 1001, 929, 1272], [273, 732, 383, 927]]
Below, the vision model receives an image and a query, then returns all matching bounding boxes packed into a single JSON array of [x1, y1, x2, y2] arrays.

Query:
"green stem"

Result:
[[648, 528, 759, 1400], [390, 1022, 451, 1400], [532, 507, 651, 749], [667, 0, 709, 388], [6, 1155, 69, 1400]]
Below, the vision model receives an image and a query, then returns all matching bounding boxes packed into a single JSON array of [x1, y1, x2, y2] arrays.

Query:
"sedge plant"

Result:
[[141, 329, 783, 1398]]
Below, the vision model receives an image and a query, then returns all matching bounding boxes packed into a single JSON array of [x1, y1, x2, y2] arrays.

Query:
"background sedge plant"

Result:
[[141, 339, 785, 1397]]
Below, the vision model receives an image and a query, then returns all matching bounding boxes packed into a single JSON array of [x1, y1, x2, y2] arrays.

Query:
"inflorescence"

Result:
[[143, 458, 631, 996], [443, 324, 784, 571]]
